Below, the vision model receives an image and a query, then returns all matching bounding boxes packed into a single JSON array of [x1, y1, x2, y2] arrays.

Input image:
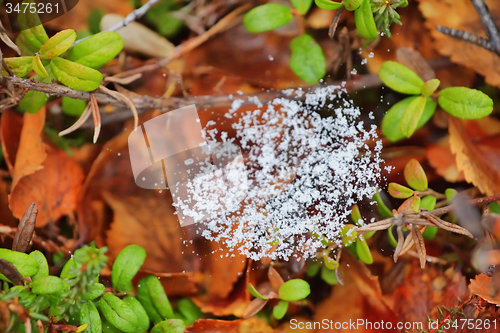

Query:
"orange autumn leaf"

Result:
[[426, 137, 465, 183], [0, 109, 23, 172], [469, 273, 500, 306], [186, 318, 275, 333]]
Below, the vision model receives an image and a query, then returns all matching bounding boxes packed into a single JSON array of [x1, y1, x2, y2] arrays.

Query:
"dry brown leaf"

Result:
[[0, 109, 28, 173], [418, 0, 500, 87], [9, 149, 84, 227], [426, 137, 465, 183], [186, 318, 276, 333], [449, 116, 500, 196], [469, 273, 500, 306]]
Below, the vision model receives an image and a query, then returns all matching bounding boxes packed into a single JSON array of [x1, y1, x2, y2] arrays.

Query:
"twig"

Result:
[[72, 0, 161, 46], [329, 6, 345, 39]]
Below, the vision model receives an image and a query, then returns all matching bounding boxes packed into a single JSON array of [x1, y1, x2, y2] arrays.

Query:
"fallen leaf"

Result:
[[449, 116, 500, 196], [426, 137, 465, 183], [470, 273, 500, 306], [418, 0, 500, 87], [0, 109, 23, 172], [186, 318, 276, 333]]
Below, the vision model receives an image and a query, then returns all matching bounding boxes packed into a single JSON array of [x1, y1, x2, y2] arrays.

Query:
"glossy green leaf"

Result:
[[388, 183, 414, 199], [350, 204, 363, 226], [15, 33, 39, 56], [438, 87, 493, 119], [355, 235, 373, 264], [399, 95, 427, 138], [3, 56, 33, 77], [0, 248, 38, 281], [50, 57, 103, 91], [32, 54, 48, 78], [60, 258, 79, 280], [422, 226, 438, 240], [111, 244, 146, 293], [98, 293, 139, 333], [29, 250, 49, 281], [31, 276, 64, 295], [381, 96, 436, 142], [279, 279, 310, 301], [404, 158, 428, 191], [320, 265, 338, 285], [243, 4, 293, 33], [398, 195, 421, 213], [290, 34, 326, 83], [247, 283, 268, 300], [177, 298, 202, 326], [354, 0, 378, 39], [421, 79, 440, 97], [291, 0, 313, 14], [379, 61, 425, 95], [420, 195, 436, 211], [150, 319, 185, 333], [387, 226, 398, 248], [62, 96, 87, 117], [340, 224, 357, 246], [18, 1, 49, 49], [123, 296, 150, 332], [40, 29, 76, 59], [80, 301, 102, 333], [445, 188, 457, 201], [373, 191, 394, 218], [344, 0, 363, 11], [81, 282, 106, 300], [137, 275, 174, 324], [314, 0, 342, 10], [66, 32, 124, 69], [322, 254, 339, 270], [273, 300, 289, 320]]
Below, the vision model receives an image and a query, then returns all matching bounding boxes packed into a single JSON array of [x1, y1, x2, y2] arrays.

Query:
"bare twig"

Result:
[[329, 6, 345, 39]]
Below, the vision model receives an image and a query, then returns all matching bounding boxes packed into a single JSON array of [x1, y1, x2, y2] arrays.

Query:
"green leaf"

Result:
[[18, 0, 49, 49], [15, 34, 39, 56], [422, 226, 438, 240], [445, 188, 457, 201], [62, 96, 87, 117], [88, 8, 105, 34], [273, 300, 289, 320], [98, 293, 139, 333], [340, 224, 357, 246], [177, 298, 202, 326], [399, 95, 427, 138], [81, 282, 106, 300], [291, 0, 313, 14], [387, 226, 398, 248], [144, 1, 184, 38], [2, 56, 34, 77], [373, 190, 394, 218], [279, 279, 310, 301], [398, 195, 421, 213], [60, 258, 79, 280], [314, 0, 342, 10], [50, 57, 103, 91], [355, 235, 373, 264], [388, 183, 414, 199], [40, 29, 76, 59], [289, 34, 326, 83], [322, 254, 339, 270], [111, 244, 146, 293], [136, 275, 174, 324], [379, 61, 425, 95], [80, 301, 102, 333], [420, 195, 436, 211], [404, 158, 428, 191], [0, 248, 39, 281], [247, 283, 268, 300], [32, 54, 48, 78], [29, 250, 49, 281], [243, 4, 293, 33], [150, 319, 185, 333], [350, 204, 363, 226], [306, 263, 320, 277], [31, 276, 64, 295], [381, 96, 436, 142], [354, 0, 378, 39], [438, 87, 493, 119], [320, 265, 338, 285], [421, 78, 440, 97], [344, 0, 363, 11], [66, 32, 124, 69], [123, 296, 150, 332]]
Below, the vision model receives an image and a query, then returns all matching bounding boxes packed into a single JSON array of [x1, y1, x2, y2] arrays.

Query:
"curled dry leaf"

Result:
[[411, 224, 426, 268], [0, 259, 24, 286], [12, 202, 37, 253], [268, 266, 284, 293], [426, 137, 465, 183], [469, 273, 500, 306]]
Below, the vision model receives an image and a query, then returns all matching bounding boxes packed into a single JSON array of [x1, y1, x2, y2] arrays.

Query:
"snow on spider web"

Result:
[[173, 85, 384, 260]]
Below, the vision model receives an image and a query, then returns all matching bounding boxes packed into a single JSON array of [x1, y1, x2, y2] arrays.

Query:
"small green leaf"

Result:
[[29, 251, 49, 281], [98, 293, 139, 333], [420, 195, 436, 211], [123, 296, 150, 332], [243, 4, 293, 33], [291, 0, 313, 14], [15, 34, 39, 56], [290, 34, 326, 83], [81, 282, 106, 300], [422, 226, 438, 240], [323, 254, 339, 270], [111, 244, 146, 293], [40, 29, 76, 59], [306, 263, 320, 277], [31, 276, 64, 295], [373, 191, 394, 218], [18, 1, 49, 49], [150, 319, 186, 333], [354, 0, 378, 40], [351, 205, 363, 226], [388, 183, 414, 199], [32, 54, 48, 78], [340, 224, 358, 246], [404, 158, 428, 191], [50, 57, 103, 91], [66, 32, 124, 69], [445, 188, 457, 201], [88, 8, 105, 34], [421, 79, 440, 97], [398, 195, 421, 213], [438, 87, 493, 119], [60, 258, 79, 280], [381, 96, 436, 142], [379, 61, 425, 95], [2, 56, 34, 77], [62, 96, 87, 117], [355, 235, 373, 264], [314, 0, 342, 10], [137, 275, 174, 324], [343, 0, 363, 11], [177, 298, 202, 326], [320, 266, 338, 285], [399, 95, 427, 138], [279, 279, 310, 301], [0, 248, 39, 281], [80, 301, 102, 333], [247, 283, 268, 300], [273, 300, 289, 320], [387, 226, 398, 248]]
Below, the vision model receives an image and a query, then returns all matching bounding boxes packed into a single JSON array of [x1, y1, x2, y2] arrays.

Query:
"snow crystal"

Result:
[[173, 86, 383, 260]]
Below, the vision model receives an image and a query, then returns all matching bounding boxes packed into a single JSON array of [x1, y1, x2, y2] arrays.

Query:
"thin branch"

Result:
[[436, 26, 497, 54]]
